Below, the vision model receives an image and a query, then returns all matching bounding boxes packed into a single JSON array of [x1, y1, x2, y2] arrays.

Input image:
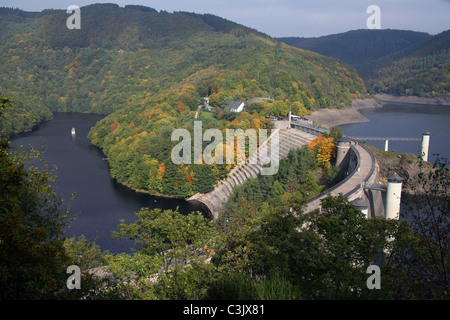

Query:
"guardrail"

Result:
[[290, 121, 329, 136], [342, 142, 377, 199]]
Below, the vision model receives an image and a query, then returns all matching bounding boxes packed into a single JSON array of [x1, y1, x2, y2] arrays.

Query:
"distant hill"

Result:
[[278, 29, 449, 97], [0, 4, 365, 136], [0, 4, 365, 198], [367, 30, 450, 96], [278, 29, 432, 76]]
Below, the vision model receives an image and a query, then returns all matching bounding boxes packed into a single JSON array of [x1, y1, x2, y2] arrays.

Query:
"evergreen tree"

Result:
[[193, 164, 216, 194]]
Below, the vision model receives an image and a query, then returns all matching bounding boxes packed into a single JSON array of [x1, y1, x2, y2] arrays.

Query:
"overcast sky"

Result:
[[2, 0, 449, 37]]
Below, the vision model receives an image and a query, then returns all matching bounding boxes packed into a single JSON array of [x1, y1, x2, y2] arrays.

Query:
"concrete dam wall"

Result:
[[188, 128, 317, 219], [189, 126, 381, 220]]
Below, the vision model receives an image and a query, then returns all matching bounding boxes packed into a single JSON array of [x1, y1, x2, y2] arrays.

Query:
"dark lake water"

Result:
[[10, 113, 207, 254], [340, 103, 450, 163]]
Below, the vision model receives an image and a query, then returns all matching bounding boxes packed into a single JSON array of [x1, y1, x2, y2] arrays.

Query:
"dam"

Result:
[[188, 119, 427, 221]]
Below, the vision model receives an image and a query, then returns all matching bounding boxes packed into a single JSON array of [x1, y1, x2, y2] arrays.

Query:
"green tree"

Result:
[[291, 101, 308, 117], [268, 101, 289, 117], [328, 125, 343, 142], [193, 164, 216, 193], [393, 156, 449, 299], [161, 163, 189, 198], [290, 195, 405, 299], [0, 97, 71, 299], [214, 192, 415, 299], [63, 235, 106, 271], [112, 208, 218, 299], [113, 208, 216, 272]]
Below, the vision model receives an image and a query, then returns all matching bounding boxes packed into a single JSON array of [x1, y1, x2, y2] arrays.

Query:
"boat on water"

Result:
[[71, 127, 76, 135]]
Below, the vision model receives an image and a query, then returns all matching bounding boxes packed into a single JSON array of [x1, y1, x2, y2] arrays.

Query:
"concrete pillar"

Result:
[[421, 131, 430, 162], [288, 110, 291, 129], [384, 139, 389, 152], [351, 197, 369, 219], [336, 137, 352, 171], [385, 173, 403, 220]]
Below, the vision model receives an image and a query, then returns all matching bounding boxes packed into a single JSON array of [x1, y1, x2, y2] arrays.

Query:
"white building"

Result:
[[224, 101, 246, 113]]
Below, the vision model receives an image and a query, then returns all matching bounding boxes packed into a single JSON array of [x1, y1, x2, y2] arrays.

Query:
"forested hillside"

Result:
[[278, 29, 449, 97], [367, 30, 450, 96], [278, 30, 432, 77], [0, 4, 366, 198]]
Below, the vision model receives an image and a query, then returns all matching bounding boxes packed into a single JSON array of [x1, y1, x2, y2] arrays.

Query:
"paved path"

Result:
[[195, 105, 202, 119]]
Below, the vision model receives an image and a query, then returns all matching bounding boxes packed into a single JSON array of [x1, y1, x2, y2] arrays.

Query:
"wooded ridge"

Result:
[[0, 4, 366, 197], [278, 29, 450, 97]]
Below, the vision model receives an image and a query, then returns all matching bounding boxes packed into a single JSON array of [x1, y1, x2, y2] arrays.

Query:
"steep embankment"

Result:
[[0, 4, 366, 198], [368, 145, 436, 195]]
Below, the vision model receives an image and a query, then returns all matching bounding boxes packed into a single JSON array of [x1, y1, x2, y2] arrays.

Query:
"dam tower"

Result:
[[385, 173, 403, 220], [421, 131, 430, 162]]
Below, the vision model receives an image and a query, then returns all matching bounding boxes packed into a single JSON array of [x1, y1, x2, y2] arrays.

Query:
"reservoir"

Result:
[[340, 103, 450, 163], [10, 113, 207, 254], [10, 104, 449, 254]]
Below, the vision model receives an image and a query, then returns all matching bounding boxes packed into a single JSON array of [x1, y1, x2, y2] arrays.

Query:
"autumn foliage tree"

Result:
[[308, 134, 335, 167], [177, 103, 186, 114]]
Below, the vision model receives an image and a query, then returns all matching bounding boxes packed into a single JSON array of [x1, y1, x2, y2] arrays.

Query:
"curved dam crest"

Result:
[[189, 123, 381, 220]]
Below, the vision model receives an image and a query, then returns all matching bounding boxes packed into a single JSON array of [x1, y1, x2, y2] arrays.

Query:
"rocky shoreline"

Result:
[[308, 94, 450, 128], [374, 94, 450, 106]]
